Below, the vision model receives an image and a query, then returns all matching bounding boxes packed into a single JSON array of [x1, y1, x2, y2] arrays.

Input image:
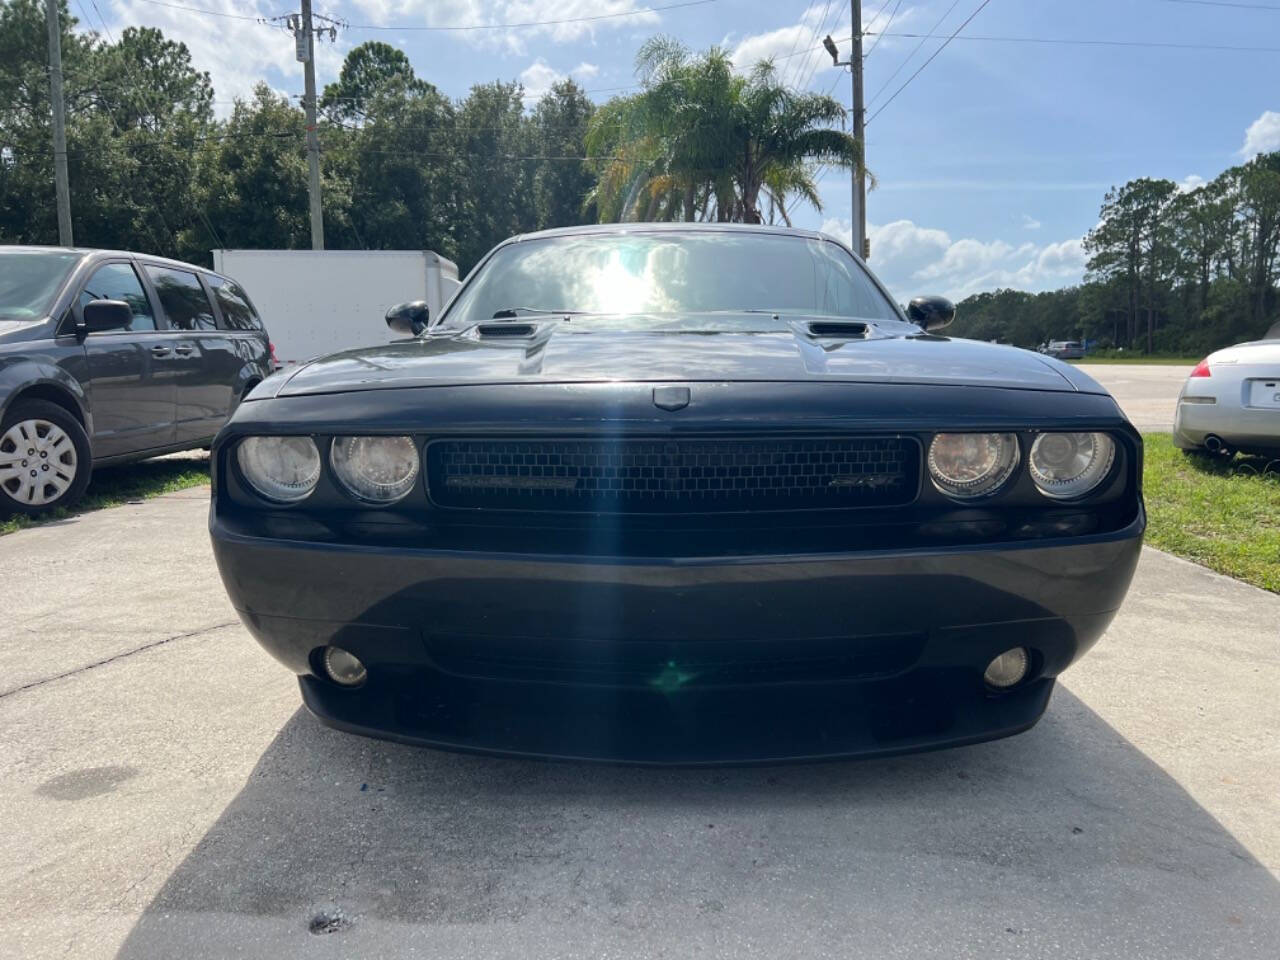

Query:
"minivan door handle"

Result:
[[150, 345, 172, 357], [172, 343, 195, 356]]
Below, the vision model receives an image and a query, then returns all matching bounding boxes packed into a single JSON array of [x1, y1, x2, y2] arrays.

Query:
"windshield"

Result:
[[440, 231, 899, 329], [0, 251, 84, 321]]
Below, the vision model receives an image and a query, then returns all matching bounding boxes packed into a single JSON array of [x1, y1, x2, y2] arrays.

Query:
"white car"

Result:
[[1174, 322, 1280, 456]]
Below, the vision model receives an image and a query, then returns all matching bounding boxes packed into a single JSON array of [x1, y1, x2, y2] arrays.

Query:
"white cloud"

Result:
[[729, 5, 841, 79], [821, 217, 1087, 302], [1021, 214, 1041, 230], [97, 0, 346, 112], [517, 59, 600, 105], [1240, 110, 1280, 158], [729, 4, 919, 86], [1177, 174, 1205, 193], [347, 0, 660, 56]]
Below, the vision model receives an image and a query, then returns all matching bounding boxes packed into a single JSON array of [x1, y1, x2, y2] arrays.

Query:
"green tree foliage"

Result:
[[952, 157, 1280, 353], [0, 0, 213, 256], [320, 41, 427, 124], [585, 37, 861, 224], [0, 11, 600, 271], [185, 85, 309, 253], [530, 79, 596, 229]]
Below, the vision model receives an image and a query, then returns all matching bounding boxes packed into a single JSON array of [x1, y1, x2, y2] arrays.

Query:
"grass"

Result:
[[1141, 433, 1280, 593], [0, 454, 210, 537], [1070, 355, 1200, 365]]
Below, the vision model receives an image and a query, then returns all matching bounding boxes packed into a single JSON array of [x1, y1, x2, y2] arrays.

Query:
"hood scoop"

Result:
[[475, 322, 538, 338], [806, 320, 869, 339]]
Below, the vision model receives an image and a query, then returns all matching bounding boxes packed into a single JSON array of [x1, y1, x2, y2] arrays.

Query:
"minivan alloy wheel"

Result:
[[0, 418, 79, 506]]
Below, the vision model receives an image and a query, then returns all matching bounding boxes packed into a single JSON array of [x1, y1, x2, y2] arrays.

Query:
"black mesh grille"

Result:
[[426, 437, 919, 513]]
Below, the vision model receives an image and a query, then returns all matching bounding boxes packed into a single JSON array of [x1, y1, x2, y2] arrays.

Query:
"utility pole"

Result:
[[850, 0, 867, 261], [824, 12, 868, 260], [281, 3, 339, 250], [44, 0, 73, 247]]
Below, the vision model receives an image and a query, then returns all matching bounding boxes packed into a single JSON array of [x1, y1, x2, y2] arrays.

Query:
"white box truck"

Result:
[[210, 249, 461, 368]]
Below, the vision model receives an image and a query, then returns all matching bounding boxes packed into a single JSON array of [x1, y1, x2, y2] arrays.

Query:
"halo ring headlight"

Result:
[[927, 433, 1020, 500], [236, 436, 321, 503], [330, 435, 419, 503], [1029, 432, 1115, 500]]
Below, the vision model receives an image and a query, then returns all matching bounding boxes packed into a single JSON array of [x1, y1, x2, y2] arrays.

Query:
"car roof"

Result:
[[0, 245, 219, 276]]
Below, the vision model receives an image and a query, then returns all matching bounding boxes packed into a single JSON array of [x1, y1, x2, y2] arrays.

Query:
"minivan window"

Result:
[[145, 266, 217, 330], [79, 263, 156, 331], [0, 251, 84, 320], [209, 275, 262, 331]]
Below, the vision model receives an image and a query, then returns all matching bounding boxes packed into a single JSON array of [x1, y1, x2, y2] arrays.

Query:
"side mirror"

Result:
[[906, 295, 955, 332], [81, 299, 134, 334], [386, 300, 430, 336]]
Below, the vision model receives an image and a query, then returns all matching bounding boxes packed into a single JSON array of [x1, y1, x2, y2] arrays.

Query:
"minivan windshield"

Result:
[[0, 251, 84, 320], [440, 231, 899, 329]]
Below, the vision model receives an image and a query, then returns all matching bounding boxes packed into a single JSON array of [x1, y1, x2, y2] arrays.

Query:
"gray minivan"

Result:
[[0, 246, 273, 516]]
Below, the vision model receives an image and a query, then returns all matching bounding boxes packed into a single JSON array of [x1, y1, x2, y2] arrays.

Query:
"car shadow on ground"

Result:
[[116, 686, 1280, 959], [1179, 448, 1280, 479]]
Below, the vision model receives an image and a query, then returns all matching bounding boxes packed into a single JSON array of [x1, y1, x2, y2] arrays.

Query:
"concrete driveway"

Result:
[[1, 490, 1277, 960], [1075, 363, 1192, 431]]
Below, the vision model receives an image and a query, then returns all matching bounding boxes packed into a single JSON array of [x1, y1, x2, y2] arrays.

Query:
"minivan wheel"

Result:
[[0, 400, 92, 515]]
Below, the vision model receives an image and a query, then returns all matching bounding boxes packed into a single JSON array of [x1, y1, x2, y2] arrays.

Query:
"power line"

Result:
[[786, 0, 840, 89], [1159, 0, 1280, 9], [865, 0, 962, 109], [126, 0, 719, 30], [868, 30, 1280, 52], [777, 25, 1280, 66], [776, 0, 827, 87], [866, 0, 993, 125], [348, 0, 718, 31], [863, 0, 905, 59], [128, 0, 266, 22]]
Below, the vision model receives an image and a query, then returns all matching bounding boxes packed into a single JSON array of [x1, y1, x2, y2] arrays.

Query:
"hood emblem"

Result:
[[653, 386, 691, 411]]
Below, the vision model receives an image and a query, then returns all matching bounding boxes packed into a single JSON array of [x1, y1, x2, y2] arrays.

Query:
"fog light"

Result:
[[323, 646, 367, 686], [983, 647, 1029, 689]]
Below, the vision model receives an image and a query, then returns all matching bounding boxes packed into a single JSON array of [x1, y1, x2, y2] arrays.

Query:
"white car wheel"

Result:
[[0, 418, 79, 506]]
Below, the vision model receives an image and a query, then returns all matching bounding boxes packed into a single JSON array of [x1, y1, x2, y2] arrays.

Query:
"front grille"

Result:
[[426, 436, 919, 513]]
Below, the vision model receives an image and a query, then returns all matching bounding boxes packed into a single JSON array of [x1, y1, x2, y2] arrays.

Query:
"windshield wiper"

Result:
[[491, 306, 587, 319]]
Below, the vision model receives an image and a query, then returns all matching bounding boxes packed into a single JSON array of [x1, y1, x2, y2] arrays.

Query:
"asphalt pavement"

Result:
[[1075, 363, 1191, 431], [1, 474, 1277, 959]]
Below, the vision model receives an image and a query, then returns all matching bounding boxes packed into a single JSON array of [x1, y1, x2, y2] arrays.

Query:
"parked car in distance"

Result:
[[211, 223, 1144, 764], [1042, 340, 1086, 360], [1174, 332, 1280, 456], [0, 246, 273, 515]]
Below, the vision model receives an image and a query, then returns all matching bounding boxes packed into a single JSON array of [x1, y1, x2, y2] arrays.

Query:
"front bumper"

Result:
[[212, 511, 1144, 764]]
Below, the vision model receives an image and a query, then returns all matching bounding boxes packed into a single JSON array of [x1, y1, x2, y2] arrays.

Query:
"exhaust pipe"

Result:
[[1204, 434, 1227, 454]]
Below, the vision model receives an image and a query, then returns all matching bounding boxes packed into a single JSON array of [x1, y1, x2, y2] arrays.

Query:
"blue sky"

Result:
[[90, 0, 1280, 300]]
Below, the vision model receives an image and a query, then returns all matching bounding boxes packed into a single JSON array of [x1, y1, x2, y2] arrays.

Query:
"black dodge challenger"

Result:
[[211, 224, 1144, 764]]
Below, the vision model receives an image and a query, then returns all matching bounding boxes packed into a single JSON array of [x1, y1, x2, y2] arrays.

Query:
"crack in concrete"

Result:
[[0, 621, 239, 700]]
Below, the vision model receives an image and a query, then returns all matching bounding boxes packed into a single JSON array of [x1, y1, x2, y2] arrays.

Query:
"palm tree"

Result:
[[585, 38, 863, 224]]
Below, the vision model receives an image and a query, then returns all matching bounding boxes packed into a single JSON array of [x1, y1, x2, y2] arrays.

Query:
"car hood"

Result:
[[272, 319, 1090, 398], [0, 318, 51, 343]]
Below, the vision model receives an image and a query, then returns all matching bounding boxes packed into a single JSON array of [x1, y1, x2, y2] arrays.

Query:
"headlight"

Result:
[[927, 433, 1020, 499], [330, 436, 419, 503], [236, 436, 320, 503], [1028, 432, 1115, 499]]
